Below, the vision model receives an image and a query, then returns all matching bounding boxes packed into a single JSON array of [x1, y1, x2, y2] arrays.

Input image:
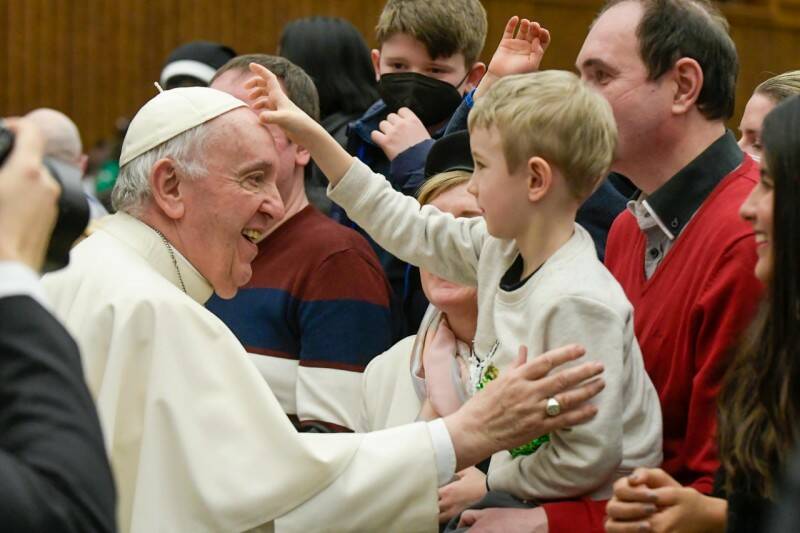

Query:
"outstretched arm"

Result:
[[245, 63, 355, 187], [475, 16, 551, 100]]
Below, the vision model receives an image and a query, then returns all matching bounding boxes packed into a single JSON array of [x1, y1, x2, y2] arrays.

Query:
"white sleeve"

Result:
[[328, 159, 487, 287], [0, 261, 48, 306]]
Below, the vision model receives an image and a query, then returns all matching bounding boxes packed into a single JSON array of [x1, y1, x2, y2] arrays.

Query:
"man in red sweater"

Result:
[[458, 1, 762, 531]]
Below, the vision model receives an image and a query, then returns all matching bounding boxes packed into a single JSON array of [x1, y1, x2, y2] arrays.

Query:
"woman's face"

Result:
[[739, 156, 774, 283], [420, 182, 482, 315], [738, 92, 777, 160]]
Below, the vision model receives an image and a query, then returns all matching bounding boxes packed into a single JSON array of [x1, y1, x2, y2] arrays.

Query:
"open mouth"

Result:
[[241, 229, 263, 244]]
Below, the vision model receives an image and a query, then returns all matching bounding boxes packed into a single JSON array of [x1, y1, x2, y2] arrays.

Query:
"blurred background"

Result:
[[1, 0, 798, 152]]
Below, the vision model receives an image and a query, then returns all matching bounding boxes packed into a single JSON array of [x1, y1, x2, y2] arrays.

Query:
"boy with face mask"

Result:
[[338, 0, 487, 338]]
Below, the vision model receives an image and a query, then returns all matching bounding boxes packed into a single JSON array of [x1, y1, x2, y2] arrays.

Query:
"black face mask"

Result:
[[378, 72, 468, 127]]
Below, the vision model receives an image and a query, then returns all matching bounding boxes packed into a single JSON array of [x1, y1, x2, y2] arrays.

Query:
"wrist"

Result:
[[475, 73, 499, 100], [698, 494, 727, 532], [444, 409, 491, 471]]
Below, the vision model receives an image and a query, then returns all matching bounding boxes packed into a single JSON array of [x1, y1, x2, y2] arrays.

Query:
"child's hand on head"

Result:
[[477, 17, 551, 98], [244, 63, 315, 144], [371, 107, 431, 161]]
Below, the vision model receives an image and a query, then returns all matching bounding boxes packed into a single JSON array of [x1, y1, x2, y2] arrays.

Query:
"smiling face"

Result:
[[738, 92, 776, 160], [467, 126, 530, 239], [177, 109, 285, 298], [372, 33, 472, 93], [576, 1, 674, 177], [419, 182, 481, 314], [739, 158, 774, 283]]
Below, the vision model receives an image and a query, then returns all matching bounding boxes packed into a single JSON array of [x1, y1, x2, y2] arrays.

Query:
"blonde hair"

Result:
[[468, 70, 618, 201], [755, 70, 800, 104], [417, 170, 471, 206], [375, 0, 487, 67]]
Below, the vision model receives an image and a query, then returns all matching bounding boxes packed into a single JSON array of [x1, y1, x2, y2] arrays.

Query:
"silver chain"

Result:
[[152, 227, 187, 294]]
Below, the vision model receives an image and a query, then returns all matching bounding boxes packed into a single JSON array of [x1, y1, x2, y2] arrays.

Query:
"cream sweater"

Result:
[[331, 160, 663, 501]]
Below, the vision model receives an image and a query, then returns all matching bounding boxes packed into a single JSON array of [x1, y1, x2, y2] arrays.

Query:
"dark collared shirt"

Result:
[[627, 131, 744, 278]]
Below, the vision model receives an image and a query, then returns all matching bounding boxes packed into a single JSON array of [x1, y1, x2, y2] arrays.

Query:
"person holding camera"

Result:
[[0, 118, 116, 532]]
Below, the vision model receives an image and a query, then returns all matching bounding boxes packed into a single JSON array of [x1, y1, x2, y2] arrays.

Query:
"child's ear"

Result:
[[149, 158, 185, 220], [465, 62, 487, 92], [526, 157, 552, 203], [371, 49, 382, 82]]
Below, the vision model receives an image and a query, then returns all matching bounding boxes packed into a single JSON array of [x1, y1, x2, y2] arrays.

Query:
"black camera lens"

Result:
[[0, 123, 90, 272]]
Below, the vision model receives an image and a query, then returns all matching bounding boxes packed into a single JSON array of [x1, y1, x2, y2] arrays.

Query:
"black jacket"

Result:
[[0, 295, 116, 532]]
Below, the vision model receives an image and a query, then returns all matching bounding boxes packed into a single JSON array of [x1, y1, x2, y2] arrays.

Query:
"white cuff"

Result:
[[0, 261, 48, 306], [427, 418, 457, 486]]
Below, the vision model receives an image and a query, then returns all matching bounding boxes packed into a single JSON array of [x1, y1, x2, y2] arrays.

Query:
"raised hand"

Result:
[[370, 107, 431, 161], [476, 16, 552, 99], [244, 62, 355, 185], [244, 63, 317, 144]]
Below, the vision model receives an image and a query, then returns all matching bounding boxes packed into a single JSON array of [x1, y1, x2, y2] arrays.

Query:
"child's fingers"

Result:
[[540, 28, 551, 49], [251, 97, 272, 111], [518, 19, 531, 42], [386, 112, 402, 124], [377, 119, 393, 134], [370, 129, 388, 147], [502, 16, 519, 40]]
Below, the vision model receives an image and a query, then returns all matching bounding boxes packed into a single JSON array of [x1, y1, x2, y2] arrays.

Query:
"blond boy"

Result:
[[248, 63, 662, 511]]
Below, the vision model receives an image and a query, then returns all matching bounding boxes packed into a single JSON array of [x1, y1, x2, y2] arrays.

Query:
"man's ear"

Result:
[[294, 144, 311, 168], [371, 49, 382, 82], [671, 57, 704, 115], [526, 157, 552, 203], [465, 62, 487, 93], [149, 158, 185, 220]]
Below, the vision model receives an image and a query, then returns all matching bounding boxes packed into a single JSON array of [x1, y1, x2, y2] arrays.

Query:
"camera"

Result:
[[0, 123, 89, 272]]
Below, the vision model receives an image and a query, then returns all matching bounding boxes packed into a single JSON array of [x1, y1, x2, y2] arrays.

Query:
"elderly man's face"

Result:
[[576, 1, 674, 177], [211, 70, 300, 201], [179, 108, 284, 298]]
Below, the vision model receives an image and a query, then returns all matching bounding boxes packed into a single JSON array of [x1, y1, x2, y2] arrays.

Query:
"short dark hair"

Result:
[[601, 0, 738, 121], [212, 54, 320, 121], [279, 17, 379, 119], [375, 0, 487, 68]]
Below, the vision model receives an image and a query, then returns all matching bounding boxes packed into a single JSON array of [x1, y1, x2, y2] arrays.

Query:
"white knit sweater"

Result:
[[331, 159, 662, 501]]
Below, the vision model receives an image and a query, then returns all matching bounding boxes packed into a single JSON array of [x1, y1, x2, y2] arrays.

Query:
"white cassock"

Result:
[[42, 213, 442, 533]]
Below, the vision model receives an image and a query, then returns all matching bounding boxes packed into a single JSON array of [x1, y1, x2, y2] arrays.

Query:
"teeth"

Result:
[[754, 234, 767, 243], [242, 229, 263, 243]]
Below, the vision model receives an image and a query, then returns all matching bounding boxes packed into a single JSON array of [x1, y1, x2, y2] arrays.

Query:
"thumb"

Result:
[[459, 509, 482, 527]]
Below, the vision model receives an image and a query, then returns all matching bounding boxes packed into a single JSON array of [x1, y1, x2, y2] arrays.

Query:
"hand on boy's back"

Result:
[[477, 16, 552, 99], [371, 107, 431, 161]]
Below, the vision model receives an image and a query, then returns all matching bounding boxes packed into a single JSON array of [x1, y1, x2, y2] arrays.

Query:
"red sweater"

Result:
[[543, 157, 761, 531]]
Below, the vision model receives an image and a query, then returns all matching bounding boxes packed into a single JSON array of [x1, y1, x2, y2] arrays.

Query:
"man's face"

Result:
[[576, 1, 674, 177], [372, 33, 472, 95], [211, 70, 300, 200], [178, 109, 284, 298]]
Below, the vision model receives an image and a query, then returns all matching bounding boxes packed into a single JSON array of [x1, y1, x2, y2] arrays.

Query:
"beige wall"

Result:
[[1, 0, 798, 149]]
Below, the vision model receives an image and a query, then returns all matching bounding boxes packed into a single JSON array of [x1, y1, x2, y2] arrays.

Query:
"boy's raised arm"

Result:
[[475, 16, 551, 100], [246, 63, 355, 187]]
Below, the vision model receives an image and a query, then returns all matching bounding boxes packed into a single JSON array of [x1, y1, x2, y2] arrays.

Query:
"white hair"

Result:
[[111, 123, 211, 216]]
